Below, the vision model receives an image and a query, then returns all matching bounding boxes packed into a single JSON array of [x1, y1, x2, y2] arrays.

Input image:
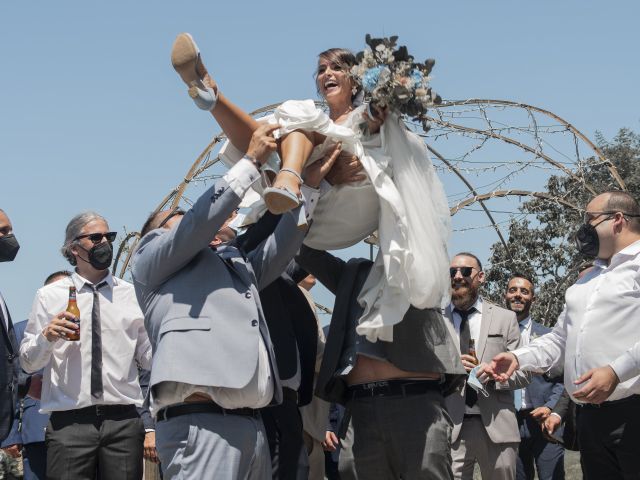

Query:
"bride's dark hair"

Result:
[[315, 48, 361, 102]]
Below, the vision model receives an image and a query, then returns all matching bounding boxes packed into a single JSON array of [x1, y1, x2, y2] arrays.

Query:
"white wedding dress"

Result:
[[220, 99, 451, 342]]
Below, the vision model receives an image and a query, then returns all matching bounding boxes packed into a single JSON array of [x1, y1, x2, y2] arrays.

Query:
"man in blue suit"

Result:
[[505, 274, 564, 480], [1, 271, 71, 479]]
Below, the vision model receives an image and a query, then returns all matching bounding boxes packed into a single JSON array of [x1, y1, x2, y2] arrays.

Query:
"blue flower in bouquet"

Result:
[[409, 70, 424, 89], [362, 66, 386, 92]]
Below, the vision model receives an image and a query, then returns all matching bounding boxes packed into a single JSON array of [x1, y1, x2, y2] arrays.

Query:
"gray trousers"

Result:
[[155, 411, 270, 479], [452, 416, 518, 480], [45, 406, 144, 480], [347, 389, 453, 480], [337, 420, 358, 480]]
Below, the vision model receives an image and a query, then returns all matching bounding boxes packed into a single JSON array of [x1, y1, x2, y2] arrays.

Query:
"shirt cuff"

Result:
[[609, 352, 638, 384], [550, 412, 562, 420], [36, 330, 56, 353], [318, 179, 331, 197], [145, 428, 155, 433], [300, 184, 320, 221], [223, 158, 260, 198], [512, 347, 537, 372]]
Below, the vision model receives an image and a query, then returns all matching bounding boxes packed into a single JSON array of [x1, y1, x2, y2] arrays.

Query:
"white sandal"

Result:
[[263, 168, 303, 214], [263, 169, 308, 229], [171, 33, 218, 111]]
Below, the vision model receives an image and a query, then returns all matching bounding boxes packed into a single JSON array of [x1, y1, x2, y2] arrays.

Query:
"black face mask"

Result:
[[575, 216, 611, 257], [78, 242, 113, 270], [0, 234, 20, 262]]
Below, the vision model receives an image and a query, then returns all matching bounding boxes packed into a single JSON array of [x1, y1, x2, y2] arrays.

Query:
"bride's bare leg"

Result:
[[263, 130, 315, 214], [201, 76, 259, 154]]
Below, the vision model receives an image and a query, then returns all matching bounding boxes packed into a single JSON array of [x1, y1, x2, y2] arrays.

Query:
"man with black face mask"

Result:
[[0, 209, 30, 443], [19, 211, 152, 480], [487, 191, 640, 479]]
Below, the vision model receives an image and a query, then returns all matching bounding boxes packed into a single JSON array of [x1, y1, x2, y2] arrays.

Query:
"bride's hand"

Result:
[[325, 153, 365, 186], [303, 142, 342, 188], [364, 105, 387, 134]]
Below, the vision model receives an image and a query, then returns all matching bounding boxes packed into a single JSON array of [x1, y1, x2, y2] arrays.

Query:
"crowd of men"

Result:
[[1, 125, 640, 479]]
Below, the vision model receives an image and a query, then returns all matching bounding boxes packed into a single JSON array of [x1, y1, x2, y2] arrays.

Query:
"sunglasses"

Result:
[[158, 208, 186, 229], [75, 232, 117, 244], [449, 266, 476, 278]]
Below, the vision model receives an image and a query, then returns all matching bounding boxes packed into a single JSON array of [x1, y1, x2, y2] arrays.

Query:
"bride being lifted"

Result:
[[170, 33, 452, 342]]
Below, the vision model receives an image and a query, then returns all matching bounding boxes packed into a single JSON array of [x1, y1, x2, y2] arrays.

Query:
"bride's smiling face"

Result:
[[316, 58, 353, 106]]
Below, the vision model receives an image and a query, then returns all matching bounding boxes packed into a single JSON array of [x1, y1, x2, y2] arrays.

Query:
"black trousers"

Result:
[[45, 405, 144, 480], [23, 442, 47, 480], [262, 388, 309, 480], [578, 395, 640, 480]]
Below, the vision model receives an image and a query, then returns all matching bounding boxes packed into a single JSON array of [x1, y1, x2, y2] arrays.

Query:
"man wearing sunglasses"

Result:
[[20, 211, 152, 480], [487, 191, 640, 478], [444, 252, 530, 480]]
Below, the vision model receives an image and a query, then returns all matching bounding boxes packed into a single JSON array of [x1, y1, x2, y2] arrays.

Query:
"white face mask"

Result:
[[467, 365, 490, 398]]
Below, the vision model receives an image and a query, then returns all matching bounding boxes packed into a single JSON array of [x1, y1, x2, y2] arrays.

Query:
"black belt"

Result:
[[581, 394, 640, 409], [347, 379, 442, 399], [463, 413, 481, 419], [156, 402, 260, 422], [53, 404, 136, 418]]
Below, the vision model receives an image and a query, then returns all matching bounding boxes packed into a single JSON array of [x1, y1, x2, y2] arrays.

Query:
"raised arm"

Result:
[[133, 124, 280, 288], [494, 313, 531, 390], [296, 244, 346, 295]]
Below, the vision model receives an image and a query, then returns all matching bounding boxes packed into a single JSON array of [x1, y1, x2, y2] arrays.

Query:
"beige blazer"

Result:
[[444, 300, 531, 444]]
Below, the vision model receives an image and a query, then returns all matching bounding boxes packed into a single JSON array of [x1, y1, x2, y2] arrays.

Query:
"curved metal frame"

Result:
[[114, 98, 616, 275]]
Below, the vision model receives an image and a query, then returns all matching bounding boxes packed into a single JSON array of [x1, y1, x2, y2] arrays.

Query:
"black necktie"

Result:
[[454, 307, 478, 408], [91, 282, 107, 399]]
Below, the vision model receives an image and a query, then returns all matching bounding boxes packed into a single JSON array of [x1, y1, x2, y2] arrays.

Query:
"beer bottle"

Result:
[[66, 287, 81, 341], [468, 338, 478, 365]]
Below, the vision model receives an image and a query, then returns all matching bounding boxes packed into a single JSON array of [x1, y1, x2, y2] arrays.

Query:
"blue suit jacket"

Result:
[[521, 320, 564, 409], [1, 320, 48, 446]]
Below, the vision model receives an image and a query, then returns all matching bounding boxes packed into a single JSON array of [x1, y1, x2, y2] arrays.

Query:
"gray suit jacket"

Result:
[[444, 300, 531, 444], [131, 177, 306, 405]]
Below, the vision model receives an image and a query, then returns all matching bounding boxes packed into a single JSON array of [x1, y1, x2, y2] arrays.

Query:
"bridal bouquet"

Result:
[[351, 35, 441, 124]]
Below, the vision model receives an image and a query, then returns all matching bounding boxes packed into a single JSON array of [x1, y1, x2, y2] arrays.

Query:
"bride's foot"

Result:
[[171, 33, 218, 111], [263, 168, 303, 215]]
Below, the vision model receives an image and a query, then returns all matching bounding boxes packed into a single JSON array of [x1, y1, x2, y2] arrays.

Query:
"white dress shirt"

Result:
[[514, 239, 640, 402], [451, 296, 483, 415], [20, 272, 152, 413], [150, 158, 319, 414]]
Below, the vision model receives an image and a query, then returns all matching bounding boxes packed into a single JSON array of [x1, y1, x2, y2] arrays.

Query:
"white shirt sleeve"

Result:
[[223, 158, 260, 198], [19, 290, 56, 373], [512, 307, 568, 374], [610, 341, 640, 383], [300, 184, 321, 220]]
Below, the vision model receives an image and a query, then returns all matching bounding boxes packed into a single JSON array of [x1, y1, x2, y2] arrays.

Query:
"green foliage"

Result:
[[483, 128, 640, 326]]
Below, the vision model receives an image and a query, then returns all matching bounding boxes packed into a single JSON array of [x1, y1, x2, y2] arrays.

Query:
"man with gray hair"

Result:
[[20, 211, 152, 480]]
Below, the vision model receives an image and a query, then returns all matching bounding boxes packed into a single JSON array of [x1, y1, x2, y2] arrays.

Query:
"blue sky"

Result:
[[1, 1, 638, 320]]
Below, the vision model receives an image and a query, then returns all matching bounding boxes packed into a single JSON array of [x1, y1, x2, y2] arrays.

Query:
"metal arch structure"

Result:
[[113, 98, 623, 276]]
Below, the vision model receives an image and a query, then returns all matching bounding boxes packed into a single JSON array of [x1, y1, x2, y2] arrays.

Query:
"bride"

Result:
[[171, 33, 452, 342]]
